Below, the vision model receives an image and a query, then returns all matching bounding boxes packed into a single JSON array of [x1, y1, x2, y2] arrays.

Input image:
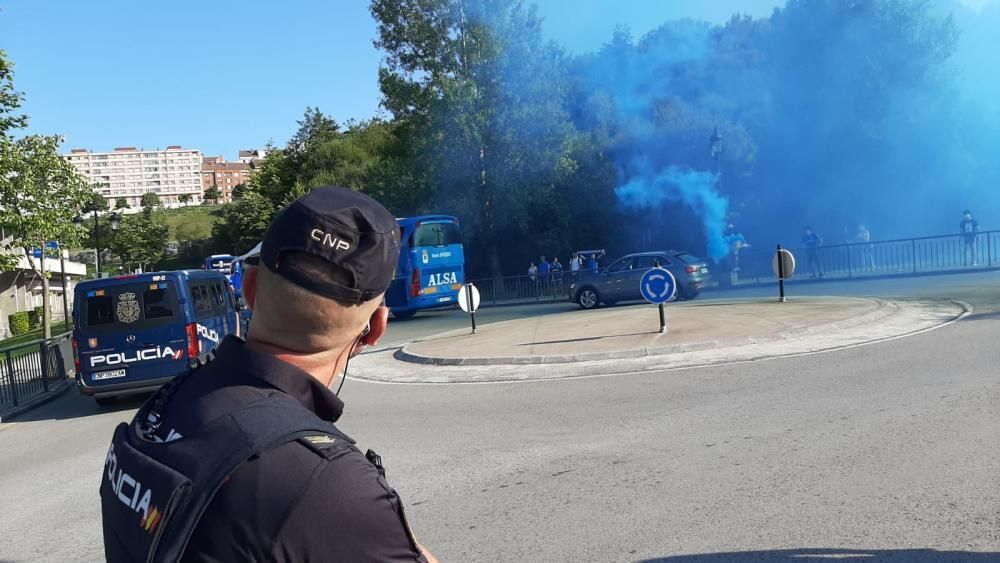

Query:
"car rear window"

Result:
[[82, 282, 178, 330], [675, 253, 703, 264]]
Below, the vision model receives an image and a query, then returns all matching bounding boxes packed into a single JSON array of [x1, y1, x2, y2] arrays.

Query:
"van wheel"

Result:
[[577, 288, 600, 309], [95, 396, 117, 407], [392, 310, 417, 320]]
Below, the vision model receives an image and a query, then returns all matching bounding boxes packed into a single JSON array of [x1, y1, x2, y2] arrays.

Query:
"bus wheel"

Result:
[[392, 310, 417, 320], [95, 396, 118, 408]]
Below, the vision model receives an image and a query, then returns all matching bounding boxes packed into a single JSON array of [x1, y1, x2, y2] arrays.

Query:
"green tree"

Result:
[[0, 49, 28, 138], [288, 107, 340, 157], [114, 197, 129, 210], [0, 135, 92, 338], [140, 191, 161, 210], [204, 186, 222, 204], [211, 190, 275, 255], [178, 193, 192, 206], [372, 0, 577, 274], [107, 209, 169, 272]]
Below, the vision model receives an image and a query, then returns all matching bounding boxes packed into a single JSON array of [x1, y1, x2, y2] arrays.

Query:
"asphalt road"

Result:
[[1, 271, 999, 562]]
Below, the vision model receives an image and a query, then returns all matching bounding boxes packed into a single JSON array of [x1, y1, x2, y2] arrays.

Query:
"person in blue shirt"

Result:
[[802, 226, 824, 278], [538, 256, 551, 276], [586, 253, 599, 272]]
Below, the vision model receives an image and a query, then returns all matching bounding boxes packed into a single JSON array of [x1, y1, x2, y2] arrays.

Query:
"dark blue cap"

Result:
[[260, 187, 399, 303]]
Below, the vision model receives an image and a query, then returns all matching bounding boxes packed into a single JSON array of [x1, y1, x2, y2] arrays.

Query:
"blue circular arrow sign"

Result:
[[639, 267, 677, 304]]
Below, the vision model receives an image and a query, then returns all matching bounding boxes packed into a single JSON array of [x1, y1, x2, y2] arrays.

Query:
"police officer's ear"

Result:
[[363, 305, 389, 347], [243, 266, 259, 311]]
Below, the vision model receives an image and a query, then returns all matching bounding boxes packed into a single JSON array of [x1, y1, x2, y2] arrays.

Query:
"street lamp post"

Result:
[[74, 209, 119, 278], [709, 125, 723, 181]]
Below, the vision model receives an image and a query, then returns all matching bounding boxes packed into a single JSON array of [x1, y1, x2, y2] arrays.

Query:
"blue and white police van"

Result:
[[73, 270, 241, 405]]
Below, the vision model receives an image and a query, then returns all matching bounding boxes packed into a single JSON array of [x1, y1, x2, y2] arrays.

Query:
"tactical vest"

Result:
[[99, 388, 352, 563]]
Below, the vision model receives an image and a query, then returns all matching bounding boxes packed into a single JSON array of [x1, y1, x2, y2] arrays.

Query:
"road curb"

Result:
[[394, 297, 894, 366], [0, 378, 72, 423]]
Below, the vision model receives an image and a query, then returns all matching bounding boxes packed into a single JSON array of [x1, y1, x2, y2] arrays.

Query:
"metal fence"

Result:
[[464, 231, 1000, 306], [0, 333, 74, 412], [731, 231, 1000, 284], [473, 272, 581, 306]]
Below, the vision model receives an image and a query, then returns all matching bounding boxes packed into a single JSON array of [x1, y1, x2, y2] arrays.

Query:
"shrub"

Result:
[[8, 312, 30, 336], [26, 309, 39, 329]]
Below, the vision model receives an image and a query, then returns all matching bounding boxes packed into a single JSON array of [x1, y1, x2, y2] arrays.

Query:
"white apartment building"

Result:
[[63, 146, 203, 209]]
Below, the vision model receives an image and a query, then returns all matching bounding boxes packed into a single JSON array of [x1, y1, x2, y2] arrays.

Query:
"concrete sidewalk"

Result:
[[353, 297, 968, 383]]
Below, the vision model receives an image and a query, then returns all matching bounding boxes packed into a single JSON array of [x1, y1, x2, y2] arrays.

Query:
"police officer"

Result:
[[100, 187, 437, 562]]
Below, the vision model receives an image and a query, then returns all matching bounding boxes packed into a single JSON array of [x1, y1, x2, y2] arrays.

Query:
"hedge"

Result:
[[26, 309, 39, 329], [8, 312, 30, 336]]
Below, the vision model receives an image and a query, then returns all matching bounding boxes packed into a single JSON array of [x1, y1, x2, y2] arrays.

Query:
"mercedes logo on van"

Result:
[[125, 335, 136, 344]]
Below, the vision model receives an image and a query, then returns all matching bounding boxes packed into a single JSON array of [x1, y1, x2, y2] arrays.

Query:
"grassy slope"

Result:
[[159, 205, 223, 241]]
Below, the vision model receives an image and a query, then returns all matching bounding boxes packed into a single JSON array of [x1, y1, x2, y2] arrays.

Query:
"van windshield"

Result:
[[82, 282, 178, 330]]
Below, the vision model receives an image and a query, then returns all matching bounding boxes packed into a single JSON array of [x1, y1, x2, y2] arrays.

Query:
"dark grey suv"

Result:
[[568, 251, 710, 309]]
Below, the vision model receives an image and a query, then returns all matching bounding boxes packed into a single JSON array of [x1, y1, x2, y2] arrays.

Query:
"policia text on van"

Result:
[[73, 270, 240, 405]]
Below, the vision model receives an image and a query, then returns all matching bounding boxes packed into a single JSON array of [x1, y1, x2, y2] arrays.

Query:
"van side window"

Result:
[[211, 283, 225, 308], [192, 284, 213, 316]]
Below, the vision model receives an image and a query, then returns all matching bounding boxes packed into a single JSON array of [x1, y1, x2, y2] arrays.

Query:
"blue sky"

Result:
[[1, 0, 994, 158]]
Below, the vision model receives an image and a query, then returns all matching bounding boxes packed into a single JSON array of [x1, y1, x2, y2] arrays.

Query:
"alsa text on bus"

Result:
[[426, 272, 459, 287]]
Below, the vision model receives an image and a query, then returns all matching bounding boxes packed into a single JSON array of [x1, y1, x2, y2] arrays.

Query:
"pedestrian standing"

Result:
[[551, 257, 563, 282], [856, 224, 875, 270], [724, 224, 750, 285], [98, 187, 437, 562], [528, 261, 538, 281], [587, 253, 599, 272], [802, 226, 824, 278], [960, 210, 980, 266]]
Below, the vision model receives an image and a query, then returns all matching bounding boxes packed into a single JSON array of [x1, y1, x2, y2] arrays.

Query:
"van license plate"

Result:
[[93, 369, 126, 381], [438, 296, 453, 303]]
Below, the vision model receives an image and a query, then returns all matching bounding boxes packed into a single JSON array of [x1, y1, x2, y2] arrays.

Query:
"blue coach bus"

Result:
[[204, 254, 235, 275], [385, 215, 465, 319]]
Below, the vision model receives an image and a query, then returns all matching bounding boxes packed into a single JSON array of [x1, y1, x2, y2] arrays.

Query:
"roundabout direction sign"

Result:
[[639, 267, 677, 333], [458, 283, 481, 334], [772, 245, 796, 302]]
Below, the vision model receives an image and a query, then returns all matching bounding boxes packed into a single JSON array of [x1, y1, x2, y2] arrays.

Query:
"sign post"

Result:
[[772, 245, 796, 302], [458, 283, 481, 334], [639, 266, 677, 333]]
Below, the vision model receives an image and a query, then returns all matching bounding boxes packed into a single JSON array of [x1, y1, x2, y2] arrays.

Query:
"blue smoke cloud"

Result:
[[615, 162, 729, 260], [582, 20, 730, 260]]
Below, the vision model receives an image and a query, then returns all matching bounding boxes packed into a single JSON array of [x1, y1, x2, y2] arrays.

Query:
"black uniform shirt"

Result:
[[149, 336, 425, 563]]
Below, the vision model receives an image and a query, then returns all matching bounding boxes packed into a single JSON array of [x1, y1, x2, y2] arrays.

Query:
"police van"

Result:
[[73, 270, 241, 405]]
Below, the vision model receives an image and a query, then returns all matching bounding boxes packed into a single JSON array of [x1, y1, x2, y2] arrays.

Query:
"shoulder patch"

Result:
[[297, 434, 349, 459], [303, 435, 338, 445]]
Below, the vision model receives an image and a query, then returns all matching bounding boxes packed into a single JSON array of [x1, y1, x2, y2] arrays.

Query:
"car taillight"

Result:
[[685, 266, 698, 273], [410, 268, 421, 297], [72, 337, 80, 373], [186, 323, 200, 359]]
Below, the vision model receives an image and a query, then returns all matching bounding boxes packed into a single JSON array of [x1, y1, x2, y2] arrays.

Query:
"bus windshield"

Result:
[[411, 222, 461, 248]]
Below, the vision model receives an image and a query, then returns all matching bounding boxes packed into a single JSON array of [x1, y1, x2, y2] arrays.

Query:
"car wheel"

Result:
[[95, 396, 117, 407], [392, 310, 417, 320], [577, 288, 600, 309], [679, 288, 700, 301]]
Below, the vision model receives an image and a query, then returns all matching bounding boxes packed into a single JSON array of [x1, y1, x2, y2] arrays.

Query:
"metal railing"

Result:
[[0, 332, 73, 412], [472, 272, 584, 307], [463, 231, 1000, 306], [728, 231, 1000, 285]]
